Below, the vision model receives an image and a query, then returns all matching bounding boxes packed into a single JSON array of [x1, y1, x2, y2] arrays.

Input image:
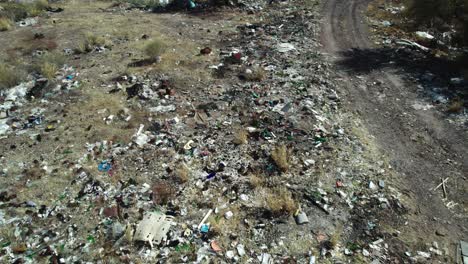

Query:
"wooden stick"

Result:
[[433, 177, 449, 191]]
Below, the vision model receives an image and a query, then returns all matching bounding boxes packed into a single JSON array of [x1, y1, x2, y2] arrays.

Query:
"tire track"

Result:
[[321, 0, 468, 243]]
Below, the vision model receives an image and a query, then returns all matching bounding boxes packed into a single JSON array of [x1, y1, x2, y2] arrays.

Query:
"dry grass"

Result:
[[264, 187, 297, 216], [271, 144, 289, 172], [447, 99, 464, 113], [174, 162, 190, 183], [38, 62, 58, 80], [76, 33, 108, 53], [144, 38, 167, 59], [243, 66, 266, 82], [0, 63, 22, 90], [34, 52, 66, 80], [233, 128, 248, 145], [249, 174, 265, 189], [0, 17, 12, 31]]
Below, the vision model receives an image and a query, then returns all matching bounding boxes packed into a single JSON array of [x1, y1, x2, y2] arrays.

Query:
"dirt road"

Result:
[[321, 0, 468, 247]]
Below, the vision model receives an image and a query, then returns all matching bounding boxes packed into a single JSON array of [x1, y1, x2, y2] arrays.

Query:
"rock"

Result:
[[435, 229, 447, 237], [295, 211, 309, 225], [369, 181, 378, 190]]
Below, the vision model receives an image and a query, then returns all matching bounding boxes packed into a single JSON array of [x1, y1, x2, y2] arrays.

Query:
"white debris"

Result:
[[134, 212, 174, 248], [236, 244, 246, 256], [18, 17, 38, 27], [416, 251, 431, 258], [415, 31, 434, 40], [226, 250, 235, 259], [369, 181, 378, 190], [149, 105, 176, 113], [225, 211, 234, 220], [277, 43, 296, 53]]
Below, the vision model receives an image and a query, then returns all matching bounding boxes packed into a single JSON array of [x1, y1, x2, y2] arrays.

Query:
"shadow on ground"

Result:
[[336, 47, 468, 109]]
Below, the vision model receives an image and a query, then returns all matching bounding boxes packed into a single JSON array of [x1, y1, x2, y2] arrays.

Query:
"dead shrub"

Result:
[[0, 17, 12, 31], [152, 180, 175, 205], [0, 63, 23, 90], [144, 38, 167, 59], [447, 99, 464, 113], [265, 187, 297, 216], [271, 144, 289, 172], [34, 52, 66, 80], [174, 163, 190, 183], [76, 33, 108, 53], [249, 174, 265, 189], [233, 129, 248, 145]]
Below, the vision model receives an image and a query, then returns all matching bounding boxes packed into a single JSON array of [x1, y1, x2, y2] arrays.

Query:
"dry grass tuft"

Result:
[[174, 162, 190, 183], [0, 63, 23, 90], [249, 174, 265, 189], [144, 38, 167, 59], [34, 52, 66, 80], [265, 187, 297, 216], [447, 99, 463, 113], [243, 66, 266, 82], [38, 62, 57, 80], [271, 144, 289, 172], [233, 128, 248, 145], [0, 17, 12, 31], [76, 33, 108, 53]]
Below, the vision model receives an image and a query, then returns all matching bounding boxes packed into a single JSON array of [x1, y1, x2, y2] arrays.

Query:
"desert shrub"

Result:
[[0, 63, 23, 90], [271, 145, 289, 172], [265, 187, 297, 216], [34, 52, 66, 80], [76, 33, 108, 53], [233, 128, 248, 145], [174, 163, 190, 183], [144, 39, 167, 59], [249, 174, 265, 189], [0, 17, 12, 31]]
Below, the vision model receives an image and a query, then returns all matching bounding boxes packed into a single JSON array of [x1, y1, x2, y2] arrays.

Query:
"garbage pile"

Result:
[[0, 0, 456, 263], [0, 65, 80, 137]]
